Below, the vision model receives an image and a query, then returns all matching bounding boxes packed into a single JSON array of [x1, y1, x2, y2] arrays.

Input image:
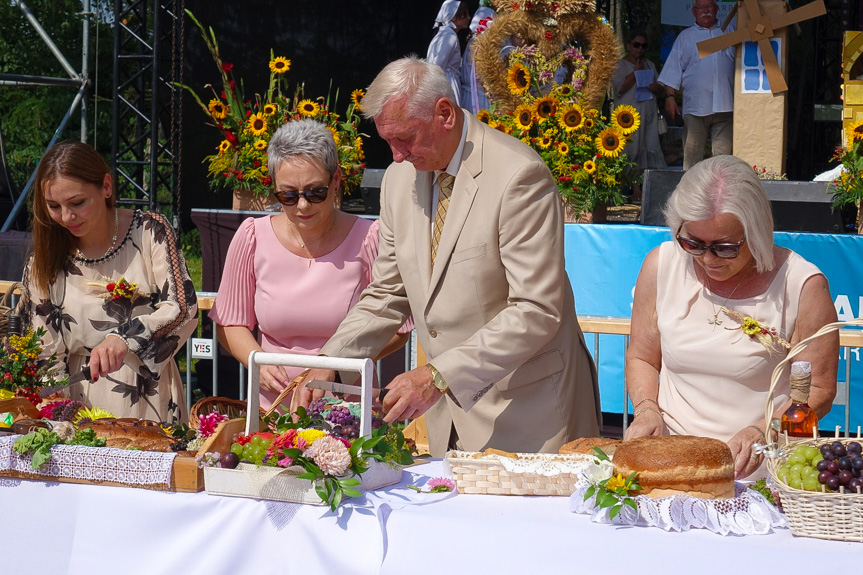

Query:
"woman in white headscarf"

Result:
[[460, 6, 495, 114], [427, 0, 470, 107]]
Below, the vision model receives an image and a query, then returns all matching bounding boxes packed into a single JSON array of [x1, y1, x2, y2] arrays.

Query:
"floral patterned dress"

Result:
[[23, 210, 198, 423]]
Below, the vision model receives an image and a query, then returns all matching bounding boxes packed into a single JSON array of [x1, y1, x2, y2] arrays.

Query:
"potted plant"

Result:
[[175, 11, 367, 210]]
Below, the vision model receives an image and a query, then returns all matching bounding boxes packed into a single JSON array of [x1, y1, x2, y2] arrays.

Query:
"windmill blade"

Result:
[[771, 0, 826, 30], [698, 28, 751, 58], [759, 37, 788, 94]]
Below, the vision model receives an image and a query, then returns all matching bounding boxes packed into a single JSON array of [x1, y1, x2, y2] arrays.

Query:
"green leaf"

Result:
[[332, 487, 343, 510], [342, 488, 361, 498], [338, 477, 360, 488], [609, 505, 622, 520], [591, 447, 609, 461], [623, 498, 638, 510], [296, 472, 317, 481], [315, 485, 327, 502], [584, 485, 596, 501]]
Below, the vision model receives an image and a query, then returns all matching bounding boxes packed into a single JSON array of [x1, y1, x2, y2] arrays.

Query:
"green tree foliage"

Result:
[[0, 1, 114, 190]]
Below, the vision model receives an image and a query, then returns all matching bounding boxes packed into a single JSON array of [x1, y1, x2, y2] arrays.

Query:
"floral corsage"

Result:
[[720, 307, 791, 356], [581, 448, 641, 519], [87, 276, 146, 300]]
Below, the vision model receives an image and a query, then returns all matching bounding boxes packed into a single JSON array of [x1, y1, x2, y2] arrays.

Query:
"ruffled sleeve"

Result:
[[209, 217, 258, 330], [360, 219, 414, 334]]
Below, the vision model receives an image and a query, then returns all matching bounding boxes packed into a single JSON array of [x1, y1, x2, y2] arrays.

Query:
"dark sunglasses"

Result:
[[675, 225, 746, 259], [273, 183, 331, 206], [630, 41, 648, 49]]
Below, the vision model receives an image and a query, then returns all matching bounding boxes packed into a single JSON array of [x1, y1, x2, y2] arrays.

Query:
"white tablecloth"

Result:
[[1, 460, 858, 574]]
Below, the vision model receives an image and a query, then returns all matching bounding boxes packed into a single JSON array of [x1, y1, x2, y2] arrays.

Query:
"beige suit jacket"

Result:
[[321, 112, 601, 456]]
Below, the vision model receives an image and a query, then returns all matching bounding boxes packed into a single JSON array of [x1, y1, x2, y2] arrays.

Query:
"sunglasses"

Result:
[[630, 41, 648, 49], [675, 225, 746, 259], [273, 182, 331, 206]]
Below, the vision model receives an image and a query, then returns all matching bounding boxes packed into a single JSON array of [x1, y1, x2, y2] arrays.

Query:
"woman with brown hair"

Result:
[[24, 141, 197, 423]]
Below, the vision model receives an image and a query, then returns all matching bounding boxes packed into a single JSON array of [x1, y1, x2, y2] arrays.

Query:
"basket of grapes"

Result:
[[202, 352, 413, 510], [763, 319, 863, 542]]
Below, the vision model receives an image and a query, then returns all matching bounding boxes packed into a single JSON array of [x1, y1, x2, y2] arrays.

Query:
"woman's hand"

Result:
[[728, 425, 766, 479], [624, 409, 663, 440], [89, 335, 129, 381], [259, 364, 292, 394]]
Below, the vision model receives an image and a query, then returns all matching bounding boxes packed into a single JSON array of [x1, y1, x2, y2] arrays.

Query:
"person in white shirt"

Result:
[[427, 1, 471, 108], [658, 0, 736, 170]]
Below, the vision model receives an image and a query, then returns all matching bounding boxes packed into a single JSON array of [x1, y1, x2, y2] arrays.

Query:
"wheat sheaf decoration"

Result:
[[474, 0, 619, 113]]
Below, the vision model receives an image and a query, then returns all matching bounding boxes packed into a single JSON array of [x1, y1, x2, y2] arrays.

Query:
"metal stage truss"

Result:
[[112, 0, 185, 225]]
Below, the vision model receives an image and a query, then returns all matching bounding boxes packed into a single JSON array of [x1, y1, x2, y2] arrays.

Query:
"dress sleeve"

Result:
[[208, 217, 258, 330], [120, 212, 198, 372], [359, 219, 414, 335], [22, 257, 69, 378]]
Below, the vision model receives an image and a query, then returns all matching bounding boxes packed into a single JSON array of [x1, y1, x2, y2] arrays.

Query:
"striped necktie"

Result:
[[431, 172, 455, 267]]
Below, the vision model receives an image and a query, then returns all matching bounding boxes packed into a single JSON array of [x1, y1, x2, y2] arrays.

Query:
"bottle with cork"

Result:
[[780, 360, 818, 438]]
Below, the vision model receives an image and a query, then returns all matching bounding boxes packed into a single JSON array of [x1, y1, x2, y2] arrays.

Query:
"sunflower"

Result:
[[557, 142, 570, 155], [269, 56, 291, 74], [584, 160, 596, 173], [559, 105, 584, 131], [506, 62, 531, 95], [355, 137, 365, 159], [584, 118, 594, 130], [247, 112, 268, 136], [218, 140, 231, 153], [489, 120, 508, 134], [327, 126, 340, 146], [538, 134, 553, 148], [263, 103, 277, 116], [558, 84, 574, 97], [298, 99, 320, 117], [611, 104, 640, 135], [351, 89, 365, 110], [596, 127, 626, 158], [73, 406, 116, 427], [535, 96, 558, 119], [847, 119, 863, 145], [208, 99, 228, 120], [513, 104, 534, 130], [476, 109, 492, 124], [254, 139, 267, 150]]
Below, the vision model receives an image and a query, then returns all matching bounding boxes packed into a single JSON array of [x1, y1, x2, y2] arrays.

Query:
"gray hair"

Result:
[[664, 155, 775, 272], [267, 118, 339, 177], [361, 55, 456, 120]]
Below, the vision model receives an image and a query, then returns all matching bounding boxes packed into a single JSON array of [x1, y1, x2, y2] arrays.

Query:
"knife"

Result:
[[39, 365, 92, 398], [304, 379, 391, 403]]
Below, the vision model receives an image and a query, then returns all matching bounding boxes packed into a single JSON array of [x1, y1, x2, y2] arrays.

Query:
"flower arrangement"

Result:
[[831, 121, 863, 228], [581, 447, 641, 519], [752, 165, 787, 181], [175, 10, 367, 199], [212, 402, 413, 510], [720, 307, 790, 356], [478, 44, 639, 214], [87, 276, 142, 301], [0, 326, 66, 406]]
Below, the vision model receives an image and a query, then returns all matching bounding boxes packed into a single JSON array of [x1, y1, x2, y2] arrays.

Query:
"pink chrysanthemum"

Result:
[[305, 435, 351, 476], [427, 477, 456, 491]]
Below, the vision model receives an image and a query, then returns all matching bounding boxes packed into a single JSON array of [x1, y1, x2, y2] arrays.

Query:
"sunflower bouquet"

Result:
[[1, 326, 67, 407], [175, 10, 366, 199], [478, 44, 639, 214]]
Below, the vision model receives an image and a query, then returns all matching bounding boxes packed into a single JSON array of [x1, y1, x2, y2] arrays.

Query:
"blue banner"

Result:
[[564, 224, 863, 432]]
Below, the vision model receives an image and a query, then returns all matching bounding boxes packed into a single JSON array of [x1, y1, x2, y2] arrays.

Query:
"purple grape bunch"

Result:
[[327, 405, 360, 439], [817, 441, 863, 492], [308, 398, 327, 418]]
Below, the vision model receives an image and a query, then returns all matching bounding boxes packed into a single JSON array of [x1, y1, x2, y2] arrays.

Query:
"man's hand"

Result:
[[380, 366, 445, 423], [664, 96, 680, 120], [292, 368, 334, 410], [89, 335, 128, 381]]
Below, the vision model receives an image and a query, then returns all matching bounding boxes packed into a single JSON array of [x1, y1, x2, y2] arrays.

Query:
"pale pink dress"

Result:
[[655, 241, 822, 442], [209, 216, 411, 410]]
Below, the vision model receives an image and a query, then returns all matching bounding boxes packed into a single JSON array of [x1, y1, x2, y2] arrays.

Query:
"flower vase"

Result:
[[232, 188, 279, 211], [563, 200, 607, 224]]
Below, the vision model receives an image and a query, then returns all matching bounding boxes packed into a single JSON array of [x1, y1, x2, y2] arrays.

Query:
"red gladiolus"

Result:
[[221, 62, 233, 72]]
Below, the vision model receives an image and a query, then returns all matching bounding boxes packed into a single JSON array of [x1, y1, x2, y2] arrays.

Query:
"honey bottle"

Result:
[[780, 361, 818, 438]]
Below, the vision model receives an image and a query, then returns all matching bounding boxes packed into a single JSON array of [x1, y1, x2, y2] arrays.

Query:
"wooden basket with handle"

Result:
[[763, 318, 863, 542]]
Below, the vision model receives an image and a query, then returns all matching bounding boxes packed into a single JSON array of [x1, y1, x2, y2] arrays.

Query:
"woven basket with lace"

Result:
[[763, 318, 863, 542]]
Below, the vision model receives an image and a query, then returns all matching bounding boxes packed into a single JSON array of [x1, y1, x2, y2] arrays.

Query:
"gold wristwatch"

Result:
[[426, 363, 448, 394]]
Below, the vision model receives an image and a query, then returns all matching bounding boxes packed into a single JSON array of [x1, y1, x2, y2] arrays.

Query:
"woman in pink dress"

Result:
[[625, 155, 838, 479], [209, 119, 409, 410]]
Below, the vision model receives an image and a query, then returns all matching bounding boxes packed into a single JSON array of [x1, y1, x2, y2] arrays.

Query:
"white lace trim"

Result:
[[0, 435, 176, 487], [448, 450, 593, 477], [570, 480, 787, 536]]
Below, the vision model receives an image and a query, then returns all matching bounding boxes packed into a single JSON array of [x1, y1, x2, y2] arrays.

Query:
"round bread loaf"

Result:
[[612, 435, 735, 499], [559, 437, 621, 456]]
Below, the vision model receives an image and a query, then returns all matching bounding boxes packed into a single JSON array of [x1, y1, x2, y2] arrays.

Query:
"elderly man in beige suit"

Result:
[[301, 56, 601, 457]]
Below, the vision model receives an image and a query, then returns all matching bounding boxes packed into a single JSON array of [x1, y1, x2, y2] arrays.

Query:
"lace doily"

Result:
[[447, 450, 593, 477], [0, 435, 176, 488], [570, 480, 787, 536]]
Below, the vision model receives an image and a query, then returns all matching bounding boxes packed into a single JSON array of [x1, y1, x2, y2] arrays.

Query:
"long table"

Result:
[[2, 460, 858, 573]]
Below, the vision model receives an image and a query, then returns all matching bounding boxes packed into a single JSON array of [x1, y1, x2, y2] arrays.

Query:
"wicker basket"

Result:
[[0, 282, 25, 337], [188, 397, 264, 428], [767, 435, 863, 542], [763, 317, 863, 542], [444, 450, 592, 496]]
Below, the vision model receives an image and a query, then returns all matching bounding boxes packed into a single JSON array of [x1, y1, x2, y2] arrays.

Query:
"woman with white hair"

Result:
[[427, 0, 470, 107], [625, 155, 838, 479]]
